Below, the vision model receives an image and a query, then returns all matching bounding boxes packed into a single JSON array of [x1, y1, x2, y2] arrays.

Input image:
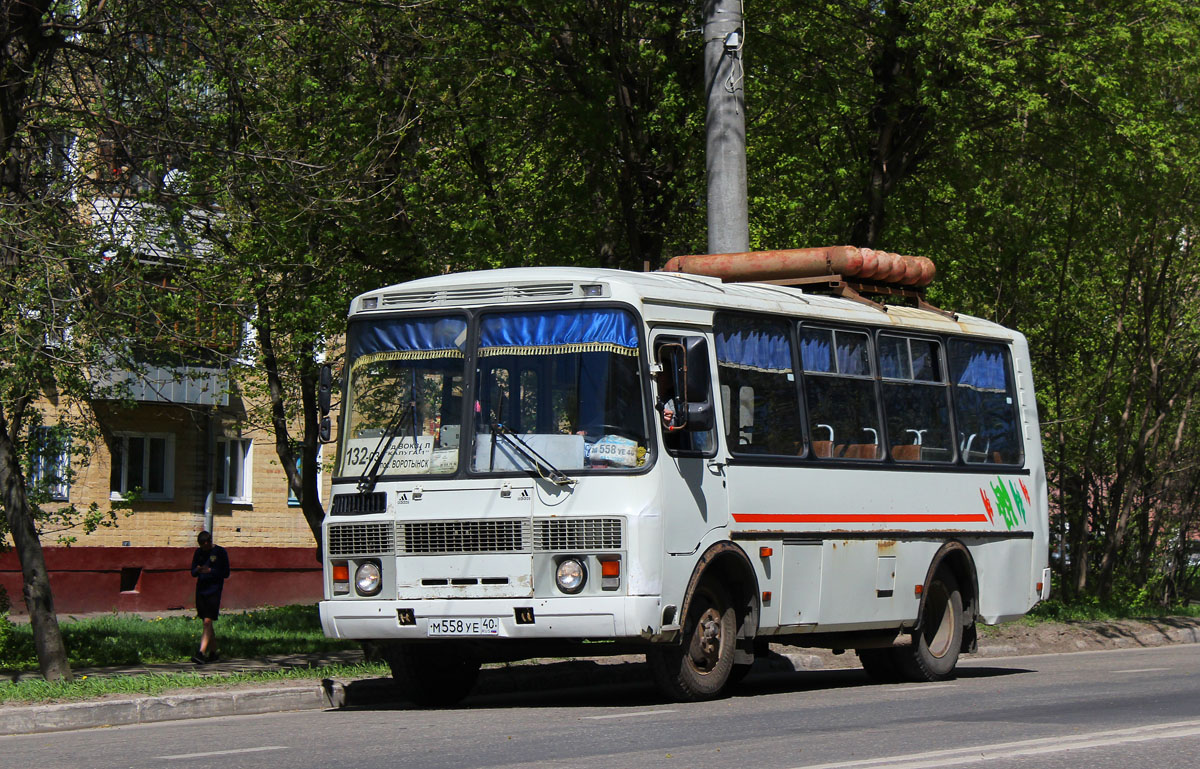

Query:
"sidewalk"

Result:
[[2, 617, 1199, 737]]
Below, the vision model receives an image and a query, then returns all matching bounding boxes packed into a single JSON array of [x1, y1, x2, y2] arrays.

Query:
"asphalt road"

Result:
[[5, 644, 1199, 769]]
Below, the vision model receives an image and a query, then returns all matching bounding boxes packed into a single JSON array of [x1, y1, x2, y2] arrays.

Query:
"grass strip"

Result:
[[1, 605, 355, 669], [1024, 599, 1200, 624], [0, 662, 390, 705]]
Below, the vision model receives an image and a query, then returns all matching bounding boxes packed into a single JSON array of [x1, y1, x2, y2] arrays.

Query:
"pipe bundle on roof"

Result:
[[660, 246, 936, 288]]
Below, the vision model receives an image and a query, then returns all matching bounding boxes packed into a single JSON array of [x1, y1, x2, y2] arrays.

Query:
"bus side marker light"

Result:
[[759, 547, 773, 558], [762, 591, 772, 604], [1036, 582, 1044, 594], [914, 584, 923, 596]]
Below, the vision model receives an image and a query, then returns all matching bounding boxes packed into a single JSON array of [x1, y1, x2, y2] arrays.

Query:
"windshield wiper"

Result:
[[489, 422, 576, 487], [357, 397, 416, 493]]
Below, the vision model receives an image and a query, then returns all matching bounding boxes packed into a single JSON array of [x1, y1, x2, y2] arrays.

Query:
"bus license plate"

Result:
[[426, 617, 500, 637]]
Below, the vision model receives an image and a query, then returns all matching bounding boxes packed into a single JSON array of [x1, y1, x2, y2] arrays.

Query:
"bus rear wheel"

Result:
[[384, 642, 481, 707], [649, 581, 736, 701], [897, 571, 963, 682]]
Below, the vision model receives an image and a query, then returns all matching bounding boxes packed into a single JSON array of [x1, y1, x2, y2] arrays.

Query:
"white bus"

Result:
[[318, 253, 1049, 705]]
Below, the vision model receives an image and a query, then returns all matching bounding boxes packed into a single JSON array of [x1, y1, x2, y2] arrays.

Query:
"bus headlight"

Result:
[[555, 558, 586, 594], [355, 561, 382, 596]]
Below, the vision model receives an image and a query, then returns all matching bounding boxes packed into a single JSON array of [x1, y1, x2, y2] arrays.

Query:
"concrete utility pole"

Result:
[[704, 0, 749, 254]]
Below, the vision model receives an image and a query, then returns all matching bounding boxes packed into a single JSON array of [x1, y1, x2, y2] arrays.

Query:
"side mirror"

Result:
[[318, 364, 333, 444], [655, 336, 715, 433], [318, 364, 333, 416]]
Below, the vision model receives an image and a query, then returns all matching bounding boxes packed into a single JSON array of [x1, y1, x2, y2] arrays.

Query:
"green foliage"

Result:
[[0, 612, 13, 662], [1028, 597, 1200, 623], [0, 606, 354, 670]]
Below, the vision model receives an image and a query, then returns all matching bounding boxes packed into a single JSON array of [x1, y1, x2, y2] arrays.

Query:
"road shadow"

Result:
[[337, 656, 1034, 712]]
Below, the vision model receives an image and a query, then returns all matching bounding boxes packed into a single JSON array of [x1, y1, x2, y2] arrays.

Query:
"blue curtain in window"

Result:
[[951, 344, 1008, 391], [799, 330, 833, 373], [716, 323, 792, 373], [479, 309, 638, 356], [349, 316, 467, 369], [835, 332, 871, 376]]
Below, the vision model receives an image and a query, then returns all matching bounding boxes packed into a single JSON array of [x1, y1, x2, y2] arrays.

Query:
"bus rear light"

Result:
[[600, 558, 620, 590]]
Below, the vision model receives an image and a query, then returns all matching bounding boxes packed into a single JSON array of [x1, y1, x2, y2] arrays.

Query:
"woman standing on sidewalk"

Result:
[[190, 531, 230, 664]]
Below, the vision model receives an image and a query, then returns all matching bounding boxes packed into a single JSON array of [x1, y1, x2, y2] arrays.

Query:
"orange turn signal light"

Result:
[[759, 546, 773, 558], [914, 584, 923, 596], [601, 560, 621, 577], [332, 564, 350, 582]]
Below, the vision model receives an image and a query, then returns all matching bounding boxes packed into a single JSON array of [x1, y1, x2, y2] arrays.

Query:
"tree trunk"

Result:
[[255, 290, 325, 556], [0, 413, 72, 681]]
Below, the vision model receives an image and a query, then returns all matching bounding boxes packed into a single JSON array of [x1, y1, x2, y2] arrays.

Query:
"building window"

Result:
[[110, 433, 175, 501], [216, 437, 252, 503], [31, 426, 71, 502]]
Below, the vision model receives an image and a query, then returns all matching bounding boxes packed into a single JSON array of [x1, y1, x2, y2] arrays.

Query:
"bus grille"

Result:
[[327, 522, 395, 556], [397, 520, 530, 554], [380, 283, 578, 309], [329, 492, 387, 516], [533, 518, 623, 551]]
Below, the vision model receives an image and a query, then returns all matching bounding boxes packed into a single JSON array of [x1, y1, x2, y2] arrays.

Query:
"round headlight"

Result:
[[355, 561, 382, 596], [555, 558, 586, 594]]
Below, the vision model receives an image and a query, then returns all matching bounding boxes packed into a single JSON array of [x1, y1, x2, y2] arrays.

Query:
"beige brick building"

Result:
[[1, 378, 331, 614]]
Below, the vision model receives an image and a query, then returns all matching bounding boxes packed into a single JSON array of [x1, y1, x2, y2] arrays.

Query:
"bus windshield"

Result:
[[338, 315, 467, 478], [472, 308, 649, 474]]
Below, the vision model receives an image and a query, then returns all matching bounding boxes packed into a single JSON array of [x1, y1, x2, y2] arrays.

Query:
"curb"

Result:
[[0, 682, 344, 736]]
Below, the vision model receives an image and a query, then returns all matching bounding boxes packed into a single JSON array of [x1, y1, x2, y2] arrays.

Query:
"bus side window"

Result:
[[879, 334, 954, 463], [948, 339, 1023, 465], [714, 314, 804, 456], [799, 326, 881, 460]]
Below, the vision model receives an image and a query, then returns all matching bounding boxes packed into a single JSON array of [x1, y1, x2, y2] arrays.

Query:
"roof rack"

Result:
[[659, 246, 955, 319]]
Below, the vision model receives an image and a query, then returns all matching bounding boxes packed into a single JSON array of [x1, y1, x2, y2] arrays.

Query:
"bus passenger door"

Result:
[[651, 330, 729, 555]]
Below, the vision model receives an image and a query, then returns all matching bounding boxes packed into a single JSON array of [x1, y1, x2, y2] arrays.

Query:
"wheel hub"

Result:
[[689, 607, 724, 672]]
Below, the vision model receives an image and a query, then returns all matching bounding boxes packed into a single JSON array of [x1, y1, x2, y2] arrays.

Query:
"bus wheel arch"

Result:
[[651, 541, 760, 700], [918, 541, 979, 651], [892, 542, 977, 682]]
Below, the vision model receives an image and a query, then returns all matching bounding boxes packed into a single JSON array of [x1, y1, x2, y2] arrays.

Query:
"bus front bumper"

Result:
[[320, 595, 662, 641]]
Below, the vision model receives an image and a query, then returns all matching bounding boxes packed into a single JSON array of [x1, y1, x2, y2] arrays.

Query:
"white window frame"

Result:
[[31, 425, 71, 502], [216, 437, 253, 504], [110, 432, 175, 501]]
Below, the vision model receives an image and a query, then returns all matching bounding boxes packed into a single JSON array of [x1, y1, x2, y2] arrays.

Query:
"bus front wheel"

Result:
[[384, 642, 481, 707], [649, 581, 736, 701], [897, 570, 964, 681]]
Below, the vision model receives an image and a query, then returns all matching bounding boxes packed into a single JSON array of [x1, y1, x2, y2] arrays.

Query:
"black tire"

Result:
[[856, 647, 904, 683], [728, 638, 769, 688], [384, 642, 481, 707], [649, 582, 737, 701], [897, 571, 964, 682]]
